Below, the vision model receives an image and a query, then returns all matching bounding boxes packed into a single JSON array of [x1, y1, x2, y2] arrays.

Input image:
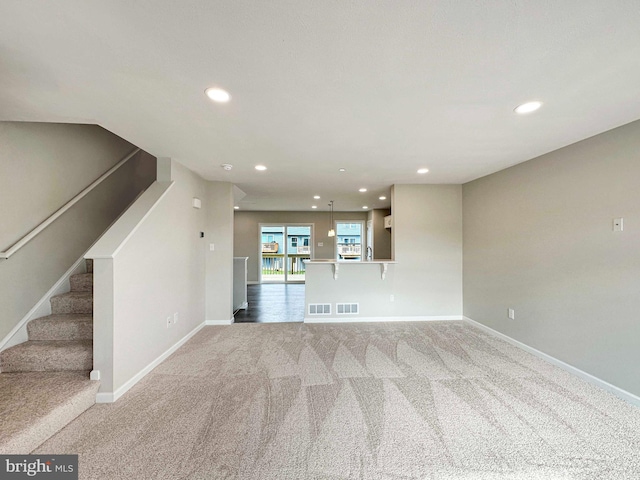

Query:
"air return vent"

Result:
[[308, 304, 331, 315], [336, 303, 359, 315]]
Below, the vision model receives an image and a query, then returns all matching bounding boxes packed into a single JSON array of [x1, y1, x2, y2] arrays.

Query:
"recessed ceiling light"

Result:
[[417, 168, 429, 174], [221, 164, 233, 171], [311, 205, 317, 209], [359, 188, 367, 192], [313, 195, 320, 199], [234, 206, 239, 210], [362, 206, 368, 209], [379, 196, 387, 200], [255, 165, 267, 171], [514, 101, 542, 114], [339, 168, 346, 172], [205, 87, 231, 103]]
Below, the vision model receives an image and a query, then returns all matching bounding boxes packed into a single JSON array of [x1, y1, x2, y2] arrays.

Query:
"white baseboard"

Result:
[[304, 315, 463, 324], [463, 316, 640, 408], [0, 256, 86, 352], [205, 317, 235, 325], [96, 322, 205, 403]]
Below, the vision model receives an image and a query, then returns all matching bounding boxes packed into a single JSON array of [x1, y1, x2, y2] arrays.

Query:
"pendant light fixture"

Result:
[[328, 200, 335, 237]]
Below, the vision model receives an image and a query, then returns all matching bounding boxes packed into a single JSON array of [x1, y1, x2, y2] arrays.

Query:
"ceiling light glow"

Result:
[[313, 195, 320, 199], [362, 206, 368, 209], [205, 87, 231, 103], [514, 101, 542, 114], [359, 188, 367, 192], [234, 206, 239, 210], [379, 196, 387, 200], [417, 168, 429, 174], [339, 168, 346, 172], [255, 165, 267, 171], [312, 205, 317, 209]]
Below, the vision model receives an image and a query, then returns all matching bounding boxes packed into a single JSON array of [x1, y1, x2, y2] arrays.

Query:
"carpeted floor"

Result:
[[35, 321, 640, 479]]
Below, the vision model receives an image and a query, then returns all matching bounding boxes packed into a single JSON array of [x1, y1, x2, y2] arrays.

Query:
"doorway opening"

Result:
[[260, 224, 313, 283]]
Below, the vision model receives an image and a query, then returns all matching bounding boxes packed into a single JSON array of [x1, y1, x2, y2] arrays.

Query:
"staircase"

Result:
[[0, 259, 99, 453]]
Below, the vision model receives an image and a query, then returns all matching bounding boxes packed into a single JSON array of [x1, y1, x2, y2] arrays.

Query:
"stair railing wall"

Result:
[[0, 146, 156, 351], [0, 148, 141, 259]]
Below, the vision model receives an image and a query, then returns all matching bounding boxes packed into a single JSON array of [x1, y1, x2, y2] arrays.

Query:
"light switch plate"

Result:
[[613, 218, 624, 232]]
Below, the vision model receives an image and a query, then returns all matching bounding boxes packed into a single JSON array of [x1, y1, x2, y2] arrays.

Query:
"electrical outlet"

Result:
[[174, 312, 179, 324], [508, 308, 515, 320], [166, 316, 172, 328]]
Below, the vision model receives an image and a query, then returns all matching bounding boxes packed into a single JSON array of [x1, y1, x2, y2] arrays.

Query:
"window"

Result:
[[335, 221, 363, 261], [291, 237, 298, 247]]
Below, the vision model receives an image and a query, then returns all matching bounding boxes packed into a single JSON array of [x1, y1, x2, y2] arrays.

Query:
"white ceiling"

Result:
[[2, 1, 640, 211]]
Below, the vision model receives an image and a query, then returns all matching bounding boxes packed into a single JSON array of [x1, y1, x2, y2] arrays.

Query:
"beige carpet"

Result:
[[0, 371, 98, 453], [35, 322, 640, 479]]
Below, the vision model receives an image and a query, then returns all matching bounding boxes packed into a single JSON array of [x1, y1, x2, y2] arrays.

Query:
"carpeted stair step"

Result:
[[27, 314, 93, 341], [51, 291, 93, 314], [0, 371, 99, 454], [85, 258, 93, 273], [70, 273, 93, 292], [0, 340, 92, 373]]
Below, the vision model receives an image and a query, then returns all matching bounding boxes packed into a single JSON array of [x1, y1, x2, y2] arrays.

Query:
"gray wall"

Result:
[[234, 210, 369, 282], [109, 161, 207, 392], [0, 122, 155, 343], [206, 182, 234, 321], [463, 119, 640, 398], [89, 160, 235, 398], [392, 184, 463, 316]]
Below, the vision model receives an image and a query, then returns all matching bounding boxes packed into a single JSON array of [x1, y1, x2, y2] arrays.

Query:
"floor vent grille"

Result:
[[337, 303, 359, 315], [308, 304, 331, 315]]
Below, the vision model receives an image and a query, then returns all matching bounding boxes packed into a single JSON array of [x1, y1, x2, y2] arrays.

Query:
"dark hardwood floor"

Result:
[[234, 283, 305, 323]]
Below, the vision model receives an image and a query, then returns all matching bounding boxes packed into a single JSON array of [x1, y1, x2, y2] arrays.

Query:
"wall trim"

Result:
[[247, 281, 259, 285], [304, 315, 463, 324], [96, 321, 205, 403], [0, 256, 86, 352], [206, 317, 235, 325], [463, 316, 640, 408]]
